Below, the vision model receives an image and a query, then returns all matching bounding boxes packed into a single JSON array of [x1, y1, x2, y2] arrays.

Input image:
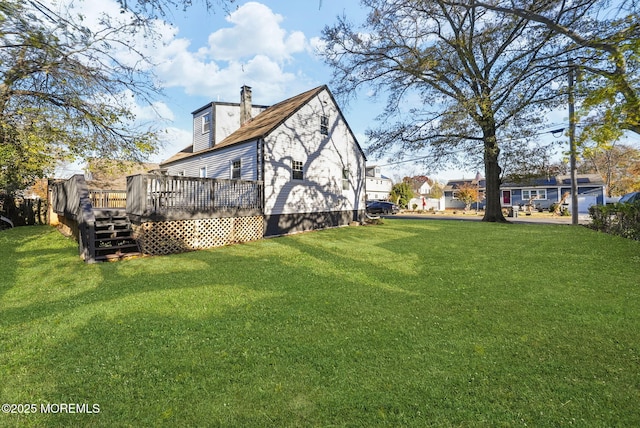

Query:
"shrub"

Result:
[[589, 201, 640, 241]]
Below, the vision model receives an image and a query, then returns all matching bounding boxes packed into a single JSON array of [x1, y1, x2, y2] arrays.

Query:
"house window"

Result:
[[231, 159, 241, 180], [342, 168, 350, 190], [199, 166, 207, 178], [522, 189, 547, 200], [292, 160, 304, 180], [202, 114, 211, 134], [320, 114, 329, 136]]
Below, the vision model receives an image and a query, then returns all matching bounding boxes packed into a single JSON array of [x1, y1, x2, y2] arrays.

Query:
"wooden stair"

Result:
[[93, 209, 142, 262]]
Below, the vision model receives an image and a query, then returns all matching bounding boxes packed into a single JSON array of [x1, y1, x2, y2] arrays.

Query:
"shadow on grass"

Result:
[[0, 226, 79, 305], [2, 223, 640, 427]]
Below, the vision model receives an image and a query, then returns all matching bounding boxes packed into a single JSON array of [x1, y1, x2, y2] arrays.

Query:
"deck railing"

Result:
[[90, 190, 127, 208], [126, 175, 264, 220]]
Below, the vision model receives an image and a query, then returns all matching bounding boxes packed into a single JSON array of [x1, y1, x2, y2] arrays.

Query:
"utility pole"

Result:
[[568, 62, 579, 225]]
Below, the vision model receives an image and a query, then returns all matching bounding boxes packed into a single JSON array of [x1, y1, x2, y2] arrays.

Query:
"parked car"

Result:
[[366, 201, 400, 215], [618, 191, 640, 204]]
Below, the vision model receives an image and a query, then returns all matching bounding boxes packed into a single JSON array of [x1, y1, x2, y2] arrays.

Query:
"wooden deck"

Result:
[[50, 174, 265, 261], [126, 174, 264, 221]]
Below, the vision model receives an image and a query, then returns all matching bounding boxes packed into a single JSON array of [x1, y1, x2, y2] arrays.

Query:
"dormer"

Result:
[[191, 86, 269, 153]]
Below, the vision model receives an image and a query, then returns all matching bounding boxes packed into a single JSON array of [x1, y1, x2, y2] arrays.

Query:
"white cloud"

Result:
[[308, 36, 327, 56], [153, 127, 193, 162], [153, 2, 313, 103], [42, 0, 317, 103], [136, 100, 175, 123], [39, 0, 323, 160], [206, 2, 306, 62]]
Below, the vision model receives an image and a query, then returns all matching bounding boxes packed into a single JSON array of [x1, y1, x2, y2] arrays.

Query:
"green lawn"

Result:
[[1, 220, 639, 427]]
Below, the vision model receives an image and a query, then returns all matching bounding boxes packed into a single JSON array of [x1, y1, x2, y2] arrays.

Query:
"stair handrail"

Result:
[[51, 174, 97, 262]]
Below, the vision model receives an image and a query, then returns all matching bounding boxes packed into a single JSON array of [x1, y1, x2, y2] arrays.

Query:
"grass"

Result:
[[0, 220, 639, 427]]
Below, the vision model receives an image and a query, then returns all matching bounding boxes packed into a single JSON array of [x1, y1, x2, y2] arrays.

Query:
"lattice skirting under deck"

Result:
[[132, 216, 264, 255]]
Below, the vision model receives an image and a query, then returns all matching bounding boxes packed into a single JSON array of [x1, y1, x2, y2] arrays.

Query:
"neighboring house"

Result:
[[443, 173, 606, 213], [160, 85, 367, 236], [407, 176, 445, 211], [365, 166, 393, 201], [500, 174, 606, 213], [443, 175, 486, 210]]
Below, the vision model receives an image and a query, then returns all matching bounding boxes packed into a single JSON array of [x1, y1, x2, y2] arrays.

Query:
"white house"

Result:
[[160, 85, 367, 236], [365, 166, 393, 201], [407, 176, 445, 211]]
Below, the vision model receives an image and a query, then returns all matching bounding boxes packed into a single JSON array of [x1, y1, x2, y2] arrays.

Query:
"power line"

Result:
[[375, 125, 571, 168]]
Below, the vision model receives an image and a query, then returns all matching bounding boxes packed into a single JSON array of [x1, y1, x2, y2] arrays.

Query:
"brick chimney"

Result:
[[240, 85, 252, 126]]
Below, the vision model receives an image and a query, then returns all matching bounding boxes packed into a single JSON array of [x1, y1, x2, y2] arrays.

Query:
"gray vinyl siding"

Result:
[[193, 107, 212, 152], [193, 103, 269, 153], [165, 142, 258, 181]]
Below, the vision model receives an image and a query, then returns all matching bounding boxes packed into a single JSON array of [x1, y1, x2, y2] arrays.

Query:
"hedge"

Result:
[[589, 201, 640, 241]]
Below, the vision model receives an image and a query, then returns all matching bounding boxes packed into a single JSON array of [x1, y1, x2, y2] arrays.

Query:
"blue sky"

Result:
[[53, 0, 476, 181], [151, 1, 391, 169], [53, 0, 602, 182]]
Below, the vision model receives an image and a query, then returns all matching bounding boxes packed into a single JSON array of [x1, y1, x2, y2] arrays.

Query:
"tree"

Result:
[[389, 181, 414, 208], [322, 0, 563, 222], [427, 181, 444, 200], [455, 182, 479, 212], [404, 175, 431, 195], [0, 0, 231, 195], [115, 0, 230, 17], [446, 0, 640, 138], [579, 143, 640, 196]]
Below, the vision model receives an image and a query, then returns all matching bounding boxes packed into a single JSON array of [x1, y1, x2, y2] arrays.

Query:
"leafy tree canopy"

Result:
[[0, 0, 230, 194], [389, 181, 414, 208], [579, 143, 640, 196], [445, 0, 640, 139], [455, 182, 480, 211]]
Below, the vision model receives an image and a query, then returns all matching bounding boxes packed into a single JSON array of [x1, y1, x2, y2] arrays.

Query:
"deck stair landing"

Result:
[[93, 209, 141, 261]]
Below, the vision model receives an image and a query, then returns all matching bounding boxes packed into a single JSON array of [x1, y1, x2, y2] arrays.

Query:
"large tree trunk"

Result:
[[482, 127, 507, 222]]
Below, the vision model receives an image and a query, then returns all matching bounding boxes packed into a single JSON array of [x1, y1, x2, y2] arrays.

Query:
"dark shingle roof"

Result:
[[501, 174, 605, 188], [161, 86, 327, 166]]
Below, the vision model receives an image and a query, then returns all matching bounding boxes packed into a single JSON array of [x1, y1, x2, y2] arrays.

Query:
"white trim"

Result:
[[231, 158, 241, 180], [501, 190, 512, 206], [522, 188, 547, 200], [202, 114, 211, 134]]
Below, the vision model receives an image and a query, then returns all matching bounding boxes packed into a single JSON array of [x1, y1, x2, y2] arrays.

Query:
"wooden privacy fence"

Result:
[[90, 190, 127, 208], [0, 195, 48, 226], [126, 175, 264, 221]]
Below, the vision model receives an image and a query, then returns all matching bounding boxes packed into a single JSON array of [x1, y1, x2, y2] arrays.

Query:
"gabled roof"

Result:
[[213, 85, 325, 151], [444, 178, 486, 191], [162, 144, 194, 165], [161, 85, 366, 167], [501, 174, 605, 188]]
